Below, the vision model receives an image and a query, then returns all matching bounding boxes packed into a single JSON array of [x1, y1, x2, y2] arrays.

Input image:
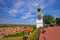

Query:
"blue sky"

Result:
[[0, 0, 60, 24]]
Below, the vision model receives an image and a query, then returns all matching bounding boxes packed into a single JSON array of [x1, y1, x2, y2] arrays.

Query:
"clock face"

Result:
[[37, 15, 42, 20]]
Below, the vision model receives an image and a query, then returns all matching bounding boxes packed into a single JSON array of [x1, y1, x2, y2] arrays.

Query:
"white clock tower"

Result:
[[36, 6, 43, 28]]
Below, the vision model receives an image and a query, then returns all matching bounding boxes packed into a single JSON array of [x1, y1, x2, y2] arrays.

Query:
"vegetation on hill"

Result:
[[4, 32, 24, 38], [0, 24, 36, 28], [56, 17, 60, 25]]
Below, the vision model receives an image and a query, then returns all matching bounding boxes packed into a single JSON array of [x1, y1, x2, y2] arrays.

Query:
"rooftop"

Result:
[[39, 27, 60, 40]]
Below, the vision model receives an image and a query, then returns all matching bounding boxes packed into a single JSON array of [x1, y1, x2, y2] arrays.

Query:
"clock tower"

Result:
[[36, 6, 43, 28]]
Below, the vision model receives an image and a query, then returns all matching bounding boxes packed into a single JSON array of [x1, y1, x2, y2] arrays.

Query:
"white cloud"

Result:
[[8, 0, 38, 15], [21, 15, 29, 19], [0, 18, 24, 24], [8, 9, 18, 16], [0, 17, 36, 24], [29, 19, 36, 22], [2, 0, 35, 16], [1, 0, 56, 17], [14, 1, 25, 9], [26, 18, 36, 24], [21, 12, 31, 19], [7, 0, 26, 16], [34, 3, 38, 6], [51, 10, 60, 17], [43, 9, 60, 17], [0, 7, 10, 12], [0, 0, 6, 4], [40, 0, 56, 9]]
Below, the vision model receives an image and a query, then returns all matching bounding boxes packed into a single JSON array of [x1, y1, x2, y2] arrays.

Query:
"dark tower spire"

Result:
[[37, 5, 41, 12]]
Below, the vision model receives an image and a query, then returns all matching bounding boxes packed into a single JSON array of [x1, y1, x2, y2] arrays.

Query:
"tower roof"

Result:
[[37, 6, 41, 12], [37, 5, 42, 14]]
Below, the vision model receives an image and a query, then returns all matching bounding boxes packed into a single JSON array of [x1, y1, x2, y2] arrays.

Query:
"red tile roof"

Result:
[[39, 27, 60, 40], [24, 27, 33, 32]]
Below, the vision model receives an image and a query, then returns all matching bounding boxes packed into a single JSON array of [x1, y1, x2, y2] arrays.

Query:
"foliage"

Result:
[[27, 28, 40, 40], [56, 17, 60, 25], [4, 32, 24, 38], [23, 36, 28, 40], [0, 24, 36, 28], [43, 15, 55, 26], [0, 36, 23, 40]]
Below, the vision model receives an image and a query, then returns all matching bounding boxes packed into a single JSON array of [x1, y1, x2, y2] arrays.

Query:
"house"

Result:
[[23, 27, 33, 35]]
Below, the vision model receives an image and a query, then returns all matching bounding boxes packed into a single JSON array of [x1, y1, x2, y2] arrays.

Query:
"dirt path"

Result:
[[39, 27, 60, 40]]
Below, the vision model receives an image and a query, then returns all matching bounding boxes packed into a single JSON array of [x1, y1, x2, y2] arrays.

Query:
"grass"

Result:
[[0, 36, 23, 40]]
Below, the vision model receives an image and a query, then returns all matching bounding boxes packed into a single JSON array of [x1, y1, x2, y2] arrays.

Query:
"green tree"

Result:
[[56, 17, 60, 25], [43, 15, 55, 26]]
